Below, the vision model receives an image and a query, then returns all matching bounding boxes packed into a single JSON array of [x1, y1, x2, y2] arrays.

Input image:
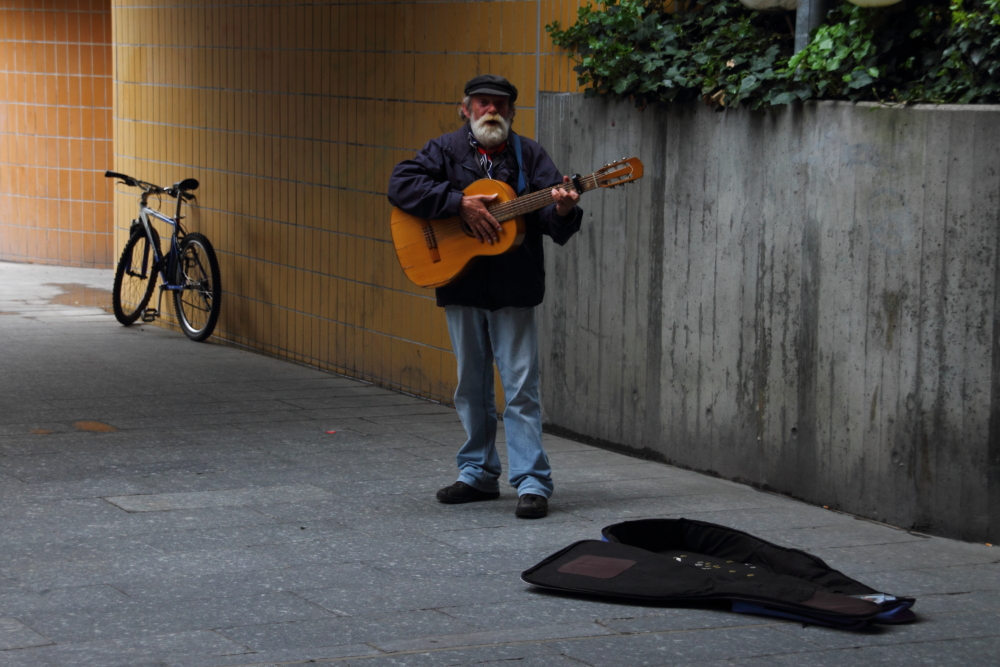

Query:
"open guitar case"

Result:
[[522, 518, 916, 630]]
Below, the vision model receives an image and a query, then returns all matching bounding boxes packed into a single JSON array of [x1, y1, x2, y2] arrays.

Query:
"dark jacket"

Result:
[[388, 125, 582, 310]]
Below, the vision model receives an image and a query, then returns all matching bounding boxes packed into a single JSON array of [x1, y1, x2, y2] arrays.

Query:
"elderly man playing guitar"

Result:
[[388, 74, 582, 519]]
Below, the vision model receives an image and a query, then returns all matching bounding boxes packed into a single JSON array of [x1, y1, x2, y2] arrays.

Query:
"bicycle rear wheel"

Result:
[[172, 232, 221, 341], [113, 226, 160, 325]]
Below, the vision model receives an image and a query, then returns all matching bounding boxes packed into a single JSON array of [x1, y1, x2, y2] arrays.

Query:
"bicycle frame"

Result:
[[135, 201, 186, 293], [107, 170, 201, 320]]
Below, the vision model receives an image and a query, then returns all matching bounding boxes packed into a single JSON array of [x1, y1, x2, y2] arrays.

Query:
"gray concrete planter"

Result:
[[537, 94, 1000, 543]]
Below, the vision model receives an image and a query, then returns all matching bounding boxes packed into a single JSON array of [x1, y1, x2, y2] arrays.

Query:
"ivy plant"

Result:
[[903, 0, 1000, 102], [546, 0, 1000, 109]]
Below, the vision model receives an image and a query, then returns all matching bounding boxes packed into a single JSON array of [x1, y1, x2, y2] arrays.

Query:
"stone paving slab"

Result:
[[104, 484, 335, 512], [736, 635, 1000, 667], [547, 624, 821, 666], [295, 572, 532, 617], [170, 643, 380, 667], [22, 591, 336, 644], [332, 644, 566, 667], [112, 562, 392, 605], [374, 621, 617, 653], [216, 609, 482, 652], [0, 585, 130, 616], [775, 610, 1000, 650], [914, 590, 1000, 614], [0, 616, 55, 650], [10, 629, 249, 667], [2, 261, 1000, 667]]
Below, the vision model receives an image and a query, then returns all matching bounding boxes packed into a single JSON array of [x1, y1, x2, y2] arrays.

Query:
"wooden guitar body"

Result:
[[390, 179, 525, 289], [390, 157, 643, 289]]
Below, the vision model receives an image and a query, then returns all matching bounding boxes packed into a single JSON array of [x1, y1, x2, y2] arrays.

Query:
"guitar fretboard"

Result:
[[490, 172, 600, 222]]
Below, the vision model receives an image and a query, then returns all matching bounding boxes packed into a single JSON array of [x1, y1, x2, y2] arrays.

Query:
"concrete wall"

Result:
[[537, 94, 1000, 543]]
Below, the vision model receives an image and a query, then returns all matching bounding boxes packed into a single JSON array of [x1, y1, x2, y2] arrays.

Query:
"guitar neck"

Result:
[[490, 172, 600, 222]]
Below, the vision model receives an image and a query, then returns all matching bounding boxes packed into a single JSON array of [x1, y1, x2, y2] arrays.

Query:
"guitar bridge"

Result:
[[421, 222, 441, 263]]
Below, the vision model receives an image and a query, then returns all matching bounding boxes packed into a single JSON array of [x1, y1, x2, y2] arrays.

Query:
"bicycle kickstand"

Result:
[[142, 285, 168, 322]]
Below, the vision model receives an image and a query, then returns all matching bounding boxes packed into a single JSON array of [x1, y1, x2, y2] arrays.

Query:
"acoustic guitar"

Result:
[[390, 157, 644, 288]]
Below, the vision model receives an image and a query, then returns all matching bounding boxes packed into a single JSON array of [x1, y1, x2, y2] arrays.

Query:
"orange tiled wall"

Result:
[[0, 0, 114, 267], [112, 0, 582, 402]]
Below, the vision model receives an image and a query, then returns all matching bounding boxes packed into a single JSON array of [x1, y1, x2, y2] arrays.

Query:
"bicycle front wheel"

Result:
[[172, 232, 221, 341], [113, 227, 160, 325]]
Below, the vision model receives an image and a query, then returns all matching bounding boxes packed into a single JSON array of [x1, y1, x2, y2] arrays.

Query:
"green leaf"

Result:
[[848, 71, 874, 89], [545, 0, 1000, 110]]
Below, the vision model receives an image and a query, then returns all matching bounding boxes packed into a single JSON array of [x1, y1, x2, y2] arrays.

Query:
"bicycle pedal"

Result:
[[141, 308, 159, 323]]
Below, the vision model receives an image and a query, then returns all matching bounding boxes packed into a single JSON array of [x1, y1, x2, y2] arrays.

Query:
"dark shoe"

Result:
[[436, 481, 500, 504], [515, 494, 548, 519]]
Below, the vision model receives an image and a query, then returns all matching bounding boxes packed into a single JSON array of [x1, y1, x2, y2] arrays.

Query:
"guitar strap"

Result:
[[511, 132, 527, 195]]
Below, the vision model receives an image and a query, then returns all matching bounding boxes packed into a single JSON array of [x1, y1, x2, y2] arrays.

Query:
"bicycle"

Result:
[[105, 171, 221, 342]]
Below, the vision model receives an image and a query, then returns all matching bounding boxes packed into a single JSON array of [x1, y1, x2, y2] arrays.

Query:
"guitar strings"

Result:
[[494, 173, 598, 220], [426, 185, 583, 240], [429, 175, 593, 240], [427, 172, 602, 241]]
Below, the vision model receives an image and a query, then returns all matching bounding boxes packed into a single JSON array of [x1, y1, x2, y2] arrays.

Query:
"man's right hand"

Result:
[[460, 194, 502, 244]]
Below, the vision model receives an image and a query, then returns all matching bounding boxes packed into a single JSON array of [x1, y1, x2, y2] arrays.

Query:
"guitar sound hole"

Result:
[[460, 220, 476, 238]]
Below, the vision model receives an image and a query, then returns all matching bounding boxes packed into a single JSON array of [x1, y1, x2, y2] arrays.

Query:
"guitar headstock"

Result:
[[594, 157, 643, 189]]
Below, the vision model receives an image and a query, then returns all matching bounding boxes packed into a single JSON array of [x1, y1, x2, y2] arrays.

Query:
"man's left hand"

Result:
[[552, 176, 580, 218]]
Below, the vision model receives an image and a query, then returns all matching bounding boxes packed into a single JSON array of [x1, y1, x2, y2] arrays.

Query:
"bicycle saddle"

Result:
[[176, 178, 199, 192]]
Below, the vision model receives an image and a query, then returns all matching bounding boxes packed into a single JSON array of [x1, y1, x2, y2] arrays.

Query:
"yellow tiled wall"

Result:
[[0, 0, 114, 267], [111, 0, 582, 402]]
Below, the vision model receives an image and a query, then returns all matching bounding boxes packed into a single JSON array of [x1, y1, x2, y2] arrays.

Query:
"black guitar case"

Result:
[[521, 518, 915, 629]]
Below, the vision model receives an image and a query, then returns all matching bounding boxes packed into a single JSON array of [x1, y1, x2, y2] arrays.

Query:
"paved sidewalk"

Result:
[[1, 260, 998, 667]]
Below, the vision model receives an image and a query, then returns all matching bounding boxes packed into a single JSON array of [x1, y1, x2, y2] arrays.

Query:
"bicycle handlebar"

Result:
[[105, 171, 141, 188], [105, 171, 198, 201]]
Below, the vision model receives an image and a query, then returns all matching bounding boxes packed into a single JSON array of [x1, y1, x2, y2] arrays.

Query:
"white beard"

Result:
[[470, 113, 510, 149]]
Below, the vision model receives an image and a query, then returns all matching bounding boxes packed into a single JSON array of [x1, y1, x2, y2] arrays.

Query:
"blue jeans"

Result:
[[445, 305, 553, 498]]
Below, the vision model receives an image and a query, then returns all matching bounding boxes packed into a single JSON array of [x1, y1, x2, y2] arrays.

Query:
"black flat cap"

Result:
[[464, 74, 518, 103]]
